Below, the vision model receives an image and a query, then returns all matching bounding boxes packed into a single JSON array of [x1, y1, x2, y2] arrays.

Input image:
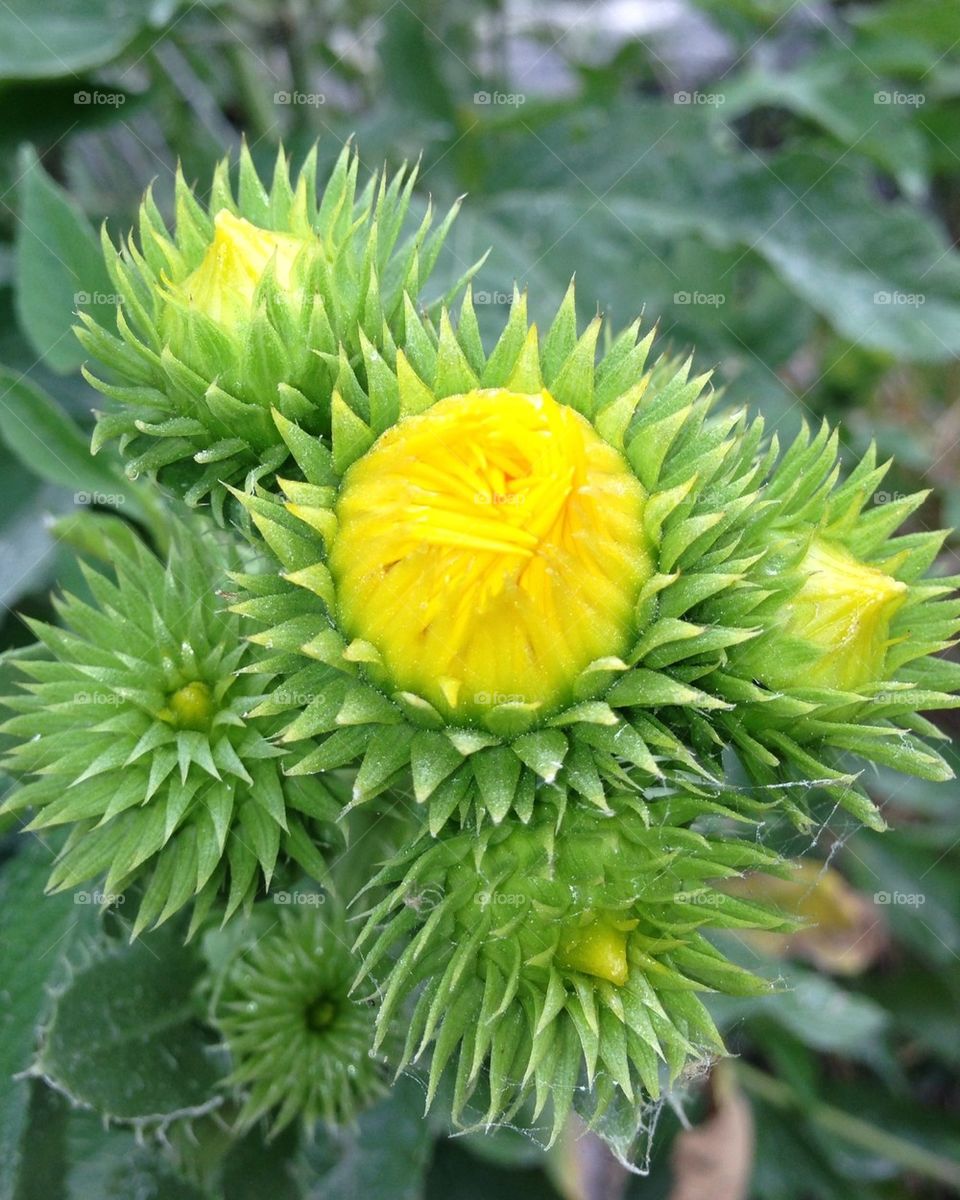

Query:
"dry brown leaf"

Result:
[[724, 859, 888, 975], [669, 1062, 754, 1200]]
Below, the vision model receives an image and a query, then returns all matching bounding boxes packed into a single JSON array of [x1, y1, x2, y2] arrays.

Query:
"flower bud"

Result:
[[759, 536, 907, 691], [213, 906, 387, 1133], [355, 797, 791, 1142], [77, 144, 475, 511], [171, 209, 308, 329]]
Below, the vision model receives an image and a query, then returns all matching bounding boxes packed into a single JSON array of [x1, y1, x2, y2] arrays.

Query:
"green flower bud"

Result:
[[354, 795, 792, 1143], [170, 209, 307, 329], [0, 518, 340, 937], [76, 143, 476, 516], [714, 425, 960, 829], [756, 535, 907, 692], [212, 905, 387, 1134]]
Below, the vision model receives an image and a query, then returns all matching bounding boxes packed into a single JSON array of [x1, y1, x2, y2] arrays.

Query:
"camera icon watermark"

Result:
[[474, 691, 526, 706], [74, 291, 123, 307], [274, 90, 326, 107], [472, 289, 513, 306], [474, 491, 524, 506], [271, 689, 320, 706], [477, 892, 526, 909], [74, 491, 127, 507], [874, 890, 925, 907], [874, 290, 925, 307], [73, 90, 125, 107], [674, 290, 726, 307], [74, 691, 124, 706], [674, 91, 725, 107], [675, 890, 725, 906], [75, 889, 125, 906], [874, 91, 925, 107], [273, 890, 326, 907], [474, 90, 526, 107]]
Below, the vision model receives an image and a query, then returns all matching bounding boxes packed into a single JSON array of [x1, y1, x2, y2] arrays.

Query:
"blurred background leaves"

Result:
[[1, 1, 959, 1197]]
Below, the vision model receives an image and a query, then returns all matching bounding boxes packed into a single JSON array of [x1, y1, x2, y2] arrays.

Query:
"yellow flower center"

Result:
[[162, 680, 215, 731], [329, 388, 650, 719], [768, 538, 907, 691], [176, 210, 307, 327], [556, 913, 636, 986]]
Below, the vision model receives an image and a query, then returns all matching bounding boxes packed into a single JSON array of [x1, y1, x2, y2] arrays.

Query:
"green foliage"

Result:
[[0, 840, 96, 1200], [0, 0, 168, 80], [31, 928, 225, 1124], [15, 149, 115, 375]]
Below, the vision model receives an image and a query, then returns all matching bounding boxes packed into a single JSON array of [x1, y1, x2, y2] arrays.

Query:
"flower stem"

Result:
[[736, 1062, 960, 1191]]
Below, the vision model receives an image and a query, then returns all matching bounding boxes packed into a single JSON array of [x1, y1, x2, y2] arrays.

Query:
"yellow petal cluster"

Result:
[[329, 388, 651, 718]]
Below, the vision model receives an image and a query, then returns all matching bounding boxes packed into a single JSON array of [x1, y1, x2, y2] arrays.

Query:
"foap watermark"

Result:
[[477, 892, 526, 909], [474, 691, 526, 706], [274, 90, 326, 107], [474, 90, 526, 107], [674, 90, 725, 107], [874, 290, 925, 307], [273, 890, 326, 907], [873, 490, 907, 504], [674, 290, 726, 307], [874, 890, 926, 908], [74, 90, 125, 107], [474, 491, 525, 506], [75, 491, 127, 507], [74, 691, 124, 706], [74, 291, 123, 308], [75, 889, 125, 906], [675, 889, 725, 907], [473, 289, 513, 307], [874, 90, 925, 107], [270, 689, 321, 707]]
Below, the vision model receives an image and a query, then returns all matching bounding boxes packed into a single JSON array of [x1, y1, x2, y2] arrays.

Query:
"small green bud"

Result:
[[213, 906, 388, 1134], [163, 680, 215, 731]]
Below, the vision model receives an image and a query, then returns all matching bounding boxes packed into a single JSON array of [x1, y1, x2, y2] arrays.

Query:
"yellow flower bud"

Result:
[[556, 913, 637, 986], [163, 680, 215, 731], [174, 209, 309, 328], [763, 537, 907, 691], [328, 387, 651, 719]]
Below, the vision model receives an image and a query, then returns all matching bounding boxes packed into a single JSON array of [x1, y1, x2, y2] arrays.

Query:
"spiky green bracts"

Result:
[[233, 282, 960, 835], [212, 905, 387, 1134], [713, 423, 960, 830], [0, 519, 340, 936], [354, 795, 792, 1142], [75, 143, 477, 517], [230, 284, 777, 832]]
